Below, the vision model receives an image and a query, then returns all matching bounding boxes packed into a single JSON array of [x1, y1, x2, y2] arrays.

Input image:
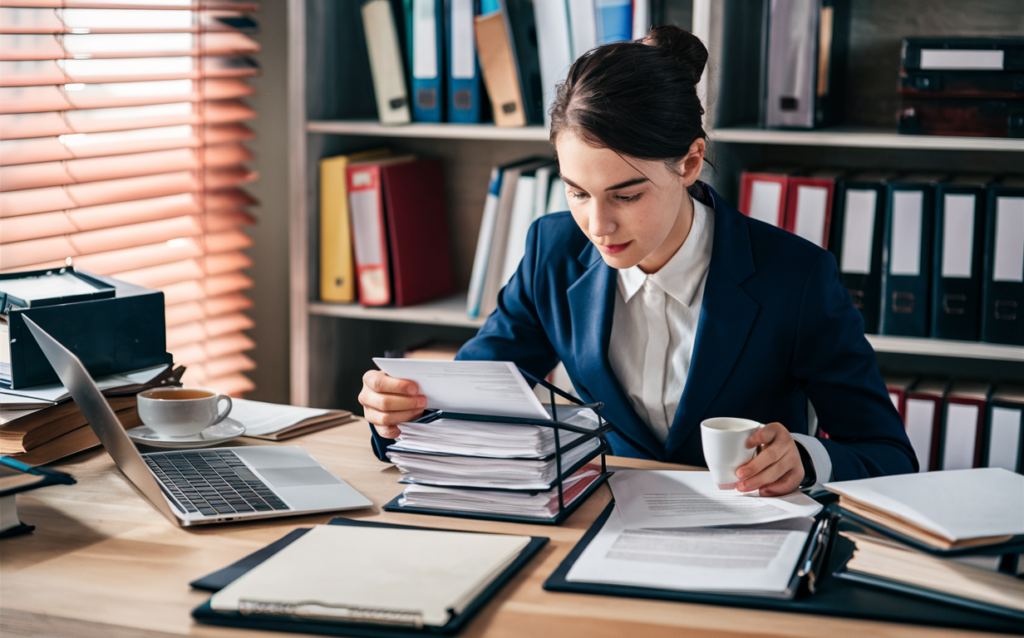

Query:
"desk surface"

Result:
[[0, 419, 994, 638]]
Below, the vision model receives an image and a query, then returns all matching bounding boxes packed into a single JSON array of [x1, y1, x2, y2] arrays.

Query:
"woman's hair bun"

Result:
[[644, 25, 708, 85]]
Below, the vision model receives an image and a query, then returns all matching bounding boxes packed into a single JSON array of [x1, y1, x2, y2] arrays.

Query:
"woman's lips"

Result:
[[597, 240, 631, 255]]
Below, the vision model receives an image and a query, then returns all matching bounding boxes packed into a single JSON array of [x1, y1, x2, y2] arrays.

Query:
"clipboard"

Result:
[[191, 517, 549, 637], [543, 502, 1024, 634]]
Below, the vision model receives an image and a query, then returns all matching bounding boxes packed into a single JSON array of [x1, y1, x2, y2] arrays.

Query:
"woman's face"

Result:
[[556, 132, 704, 273]]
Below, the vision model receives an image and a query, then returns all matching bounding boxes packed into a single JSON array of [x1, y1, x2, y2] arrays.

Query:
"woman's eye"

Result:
[[615, 193, 642, 203], [568, 190, 589, 200]]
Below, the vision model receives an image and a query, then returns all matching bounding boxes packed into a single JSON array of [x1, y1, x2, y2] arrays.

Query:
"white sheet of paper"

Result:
[[825, 467, 1024, 541], [890, 190, 923, 276], [565, 504, 814, 595], [229, 399, 332, 436], [941, 403, 979, 471], [749, 180, 782, 226], [373, 358, 551, 420], [904, 398, 936, 471], [941, 194, 976, 279], [609, 470, 822, 530], [840, 189, 877, 275], [793, 185, 828, 246], [993, 196, 1024, 283]]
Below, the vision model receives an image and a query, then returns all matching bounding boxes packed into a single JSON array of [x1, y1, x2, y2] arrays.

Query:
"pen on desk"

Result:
[[804, 515, 834, 594], [798, 516, 827, 579]]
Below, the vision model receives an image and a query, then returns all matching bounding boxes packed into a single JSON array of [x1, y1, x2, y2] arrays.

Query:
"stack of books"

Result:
[[1, 363, 178, 466], [386, 404, 608, 522], [826, 468, 1024, 620]]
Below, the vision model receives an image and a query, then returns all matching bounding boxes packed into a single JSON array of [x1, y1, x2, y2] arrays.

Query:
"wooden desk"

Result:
[[0, 420, 990, 638]]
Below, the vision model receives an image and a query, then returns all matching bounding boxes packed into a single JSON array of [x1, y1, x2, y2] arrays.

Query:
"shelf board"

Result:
[[308, 293, 485, 328], [307, 120, 551, 142], [709, 125, 1024, 152], [310, 296, 1022, 360], [866, 335, 1024, 361]]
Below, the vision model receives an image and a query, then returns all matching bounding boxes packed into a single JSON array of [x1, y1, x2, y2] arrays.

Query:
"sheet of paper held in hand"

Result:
[[373, 359, 551, 420], [610, 470, 823, 529]]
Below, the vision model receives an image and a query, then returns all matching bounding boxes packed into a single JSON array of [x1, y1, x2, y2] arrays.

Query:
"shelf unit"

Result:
[[289, 0, 1024, 409]]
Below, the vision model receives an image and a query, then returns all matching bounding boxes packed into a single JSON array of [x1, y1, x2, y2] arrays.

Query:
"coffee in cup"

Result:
[[137, 387, 233, 437], [700, 417, 765, 490]]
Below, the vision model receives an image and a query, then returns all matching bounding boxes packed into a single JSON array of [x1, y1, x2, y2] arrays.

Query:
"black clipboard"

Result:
[[543, 502, 1024, 634], [191, 517, 549, 637]]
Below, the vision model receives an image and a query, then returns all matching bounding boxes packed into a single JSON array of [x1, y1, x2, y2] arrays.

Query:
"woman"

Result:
[[359, 26, 918, 496]]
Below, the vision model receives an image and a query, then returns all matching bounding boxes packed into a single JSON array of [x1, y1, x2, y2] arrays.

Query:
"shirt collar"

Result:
[[617, 197, 715, 307]]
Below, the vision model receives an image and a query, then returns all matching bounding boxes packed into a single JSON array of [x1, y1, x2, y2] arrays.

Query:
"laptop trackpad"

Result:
[[259, 467, 341, 488]]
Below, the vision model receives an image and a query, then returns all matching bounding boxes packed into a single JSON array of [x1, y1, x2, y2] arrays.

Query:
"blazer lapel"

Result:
[[567, 243, 663, 460], [665, 187, 760, 461]]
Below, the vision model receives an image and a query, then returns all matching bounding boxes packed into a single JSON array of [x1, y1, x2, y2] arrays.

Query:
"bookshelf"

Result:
[[288, 0, 1024, 409]]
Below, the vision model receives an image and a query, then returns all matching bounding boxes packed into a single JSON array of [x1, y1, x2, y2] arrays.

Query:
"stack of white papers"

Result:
[[566, 471, 823, 597], [372, 358, 607, 519], [388, 438, 601, 489], [211, 525, 531, 627], [399, 466, 602, 518]]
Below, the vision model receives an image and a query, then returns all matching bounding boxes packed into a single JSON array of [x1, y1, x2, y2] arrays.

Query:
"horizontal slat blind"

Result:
[[0, 2, 260, 395]]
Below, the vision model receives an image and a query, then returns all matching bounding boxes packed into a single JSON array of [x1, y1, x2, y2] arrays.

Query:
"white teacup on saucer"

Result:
[[127, 418, 245, 449]]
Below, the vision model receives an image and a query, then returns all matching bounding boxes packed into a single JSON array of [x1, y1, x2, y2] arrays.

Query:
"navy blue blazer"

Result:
[[371, 182, 918, 480]]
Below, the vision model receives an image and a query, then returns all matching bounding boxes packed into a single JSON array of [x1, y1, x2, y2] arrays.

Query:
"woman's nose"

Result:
[[589, 203, 618, 238]]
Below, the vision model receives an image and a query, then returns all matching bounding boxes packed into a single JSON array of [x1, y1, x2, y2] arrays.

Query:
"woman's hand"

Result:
[[734, 422, 805, 496], [358, 370, 427, 439]]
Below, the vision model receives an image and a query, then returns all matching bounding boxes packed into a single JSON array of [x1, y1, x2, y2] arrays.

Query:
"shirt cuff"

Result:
[[791, 433, 832, 495]]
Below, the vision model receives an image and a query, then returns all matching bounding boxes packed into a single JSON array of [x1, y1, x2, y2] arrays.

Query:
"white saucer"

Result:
[[127, 418, 246, 449]]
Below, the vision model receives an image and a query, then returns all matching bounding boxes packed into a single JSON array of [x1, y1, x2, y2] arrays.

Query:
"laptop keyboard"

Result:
[[144, 449, 289, 517]]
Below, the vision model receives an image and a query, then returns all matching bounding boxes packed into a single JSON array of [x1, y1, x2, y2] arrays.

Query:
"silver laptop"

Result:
[[24, 316, 372, 526]]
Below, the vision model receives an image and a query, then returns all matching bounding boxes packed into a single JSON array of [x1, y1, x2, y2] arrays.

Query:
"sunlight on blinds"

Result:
[[0, 2, 260, 396]]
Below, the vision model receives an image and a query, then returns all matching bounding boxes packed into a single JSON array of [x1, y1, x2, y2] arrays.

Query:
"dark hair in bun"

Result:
[[549, 25, 709, 172]]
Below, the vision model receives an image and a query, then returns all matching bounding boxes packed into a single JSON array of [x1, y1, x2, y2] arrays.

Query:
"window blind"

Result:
[[0, 2, 260, 396]]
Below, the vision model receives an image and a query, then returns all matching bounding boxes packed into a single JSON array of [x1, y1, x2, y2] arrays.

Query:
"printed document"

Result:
[[610, 470, 822, 529], [373, 359, 551, 419], [566, 505, 813, 596]]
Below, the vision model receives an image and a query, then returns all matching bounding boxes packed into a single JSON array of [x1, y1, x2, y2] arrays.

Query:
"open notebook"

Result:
[[210, 524, 531, 627]]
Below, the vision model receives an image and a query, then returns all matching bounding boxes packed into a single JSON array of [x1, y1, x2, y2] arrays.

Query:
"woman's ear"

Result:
[[679, 138, 706, 186]]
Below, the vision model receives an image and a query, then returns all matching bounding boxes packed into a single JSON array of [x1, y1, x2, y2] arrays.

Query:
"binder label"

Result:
[[994, 196, 1024, 282], [942, 403, 979, 471], [794, 185, 828, 246], [840, 189, 876, 275], [451, 0, 476, 79], [890, 191, 923, 276], [904, 398, 935, 472], [941, 194, 976, 279], [749, 180, 783, 226], [920, 49, 1004, 71], [988, 407, 1022, 472], [414, 0, 439, 80]]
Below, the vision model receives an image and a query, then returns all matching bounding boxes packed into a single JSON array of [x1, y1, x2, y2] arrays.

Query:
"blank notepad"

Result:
[[210, 525, 530, 627]]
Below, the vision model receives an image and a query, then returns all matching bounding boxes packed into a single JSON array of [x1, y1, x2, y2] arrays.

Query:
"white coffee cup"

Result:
[[700, 417, 765, 490], [136, 387, 233, 437]]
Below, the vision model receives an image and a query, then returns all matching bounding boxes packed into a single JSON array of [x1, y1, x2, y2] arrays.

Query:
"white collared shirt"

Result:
[[606, 197, 832, 489]]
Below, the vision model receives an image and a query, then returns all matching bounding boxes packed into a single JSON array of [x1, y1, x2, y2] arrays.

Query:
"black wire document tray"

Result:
[[543, 503, 1024, 634], [382, 370, 614, 525]]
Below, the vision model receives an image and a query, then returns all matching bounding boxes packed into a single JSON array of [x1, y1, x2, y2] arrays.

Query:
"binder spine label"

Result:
[[941, 195, 977, 278], [993, 197, 1024, 282]]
